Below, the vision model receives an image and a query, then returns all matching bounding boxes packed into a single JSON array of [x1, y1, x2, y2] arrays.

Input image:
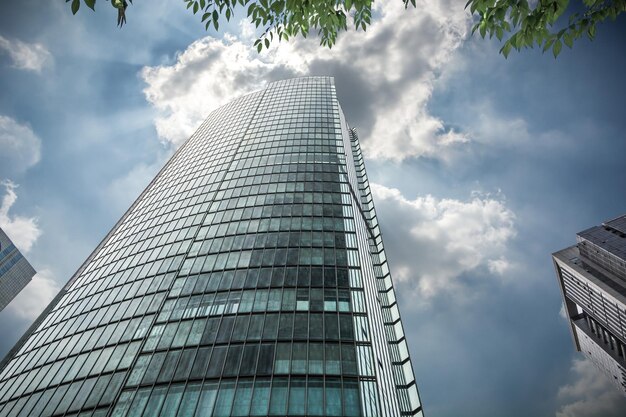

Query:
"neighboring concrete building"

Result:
[[553, 214, 626, 394], [0, 77, 423, 417], [0, 227, 35, 311]]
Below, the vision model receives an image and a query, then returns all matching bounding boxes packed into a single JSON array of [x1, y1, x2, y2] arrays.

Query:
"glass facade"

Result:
[[0, 77, 423, 417], [0, 227, 36, 311]]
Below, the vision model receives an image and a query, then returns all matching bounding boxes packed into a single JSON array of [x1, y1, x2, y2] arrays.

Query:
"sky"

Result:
[[0, 1, 625, 416]]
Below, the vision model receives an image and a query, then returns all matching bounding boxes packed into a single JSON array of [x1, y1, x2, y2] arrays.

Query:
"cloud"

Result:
[[4, 269, 59, 320], [371, 183, 516, 301], [140, 0, 472, 160], [106, 161, 163, 212], [0, 181, 41, 253], [140, 34, 298, 146], [0, 115, 42, 177], [556, 358, 626, 417], [0, 35, 52, 72]]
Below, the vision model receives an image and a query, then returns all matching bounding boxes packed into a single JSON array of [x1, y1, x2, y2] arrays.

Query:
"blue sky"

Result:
[[0, 1, 625, 416]]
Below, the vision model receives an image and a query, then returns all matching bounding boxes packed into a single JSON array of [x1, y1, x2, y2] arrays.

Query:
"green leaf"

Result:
[[564, 33, 573, 48], [553, 39, 562, 58], [83, 0, 95, 11], [543, 38, 555, 52], [588, 24, 596, 39], [500, 41, 512, 58], [193, 2, 199, 14], [71, 0, 80, 14]]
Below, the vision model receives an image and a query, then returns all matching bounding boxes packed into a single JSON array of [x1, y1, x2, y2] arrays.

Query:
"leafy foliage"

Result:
[[468, 0, 626, 57], [67, 0, 625, 57]]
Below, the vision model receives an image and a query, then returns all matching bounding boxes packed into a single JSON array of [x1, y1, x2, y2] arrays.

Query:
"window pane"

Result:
[[307, 379, 324, 416], [288, 379, 306, 415], [269, 378, 288, 416], [213, 380, 235, 417], [249, 379, 270, 416], [178, 382, 201, 417], [206, 346, 227, 378], [141, 386, 167, 417], [159, 384, 184, 417], [326, 379, 342, 416], [194, 382, 218, 416], [231, 380, 253, 416]]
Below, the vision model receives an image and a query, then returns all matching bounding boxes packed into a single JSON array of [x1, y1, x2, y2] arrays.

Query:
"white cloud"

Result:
[[371, 183, 516, 301], [140, 34, 297, 146], [556, 358, 626, 417], [140, 0, 472, 160], [0, 115, 42, 176], [5, 269, 59, 320], [0, 181, 41, 253], [0, 35, 52, 72], [106, 161, 163, 212]]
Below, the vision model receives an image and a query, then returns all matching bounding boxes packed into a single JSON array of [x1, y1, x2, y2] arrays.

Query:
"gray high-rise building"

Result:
[[0, 77, 423, 417], [553, 214, 626, 394], [0, 227, 36, 312]]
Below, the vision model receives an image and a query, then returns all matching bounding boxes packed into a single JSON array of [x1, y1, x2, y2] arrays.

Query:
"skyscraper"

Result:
[[0, 227, 36, 312], [0, 77, 423, 417], [553, 214, 626, 394]]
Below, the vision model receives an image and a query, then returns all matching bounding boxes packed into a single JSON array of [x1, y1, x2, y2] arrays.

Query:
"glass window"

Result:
[[247, 315, 263, 341], [142, 385, 167, 417], [278, 314, 293, 339], [68, 376, 97, 412], [194, 382, 218, 416], [159, 384, 184, 417], [172, 320, 192, 348], [262, 314, 279, 340], [99, 372, 126, 406], [222, 345, 243, 377], [341, 344, 357, 375], [294, 313, 308, 339], [206, 346, 227, 378], [291, 342, 307, 374], [307, 378, 324, 416], [190, 347, 211, 379], [200, 318, 220, 345], [110, 390, 135, 417], [269, 378, 288, 416], [288, 379, 306, 415], [157, 322, 179, 350], [174, 348, 196, 381], [177, 382, 201, 417], [257, 343, 275, 375], [325, 313, 338, 340], [239, 344, 259, 376], [216, 317, 235, 343], [187, 319, 206, 346], [157, 350, 181, 383], [231, 315, 250, 342], [344, 379, 361, 416], [212, 380, 235, 417], [250, 378, 270, 416], [141, 352, 166, 385], [127, 355, 150, 386], [127, 387, 151, 417], [339, 315, 354, 340], [274, 343, 290, 374], [231, 379, 253, 416], [309, 343, 323, 374], [83, 374, 111, 409], [326, 379, 343, 416]]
